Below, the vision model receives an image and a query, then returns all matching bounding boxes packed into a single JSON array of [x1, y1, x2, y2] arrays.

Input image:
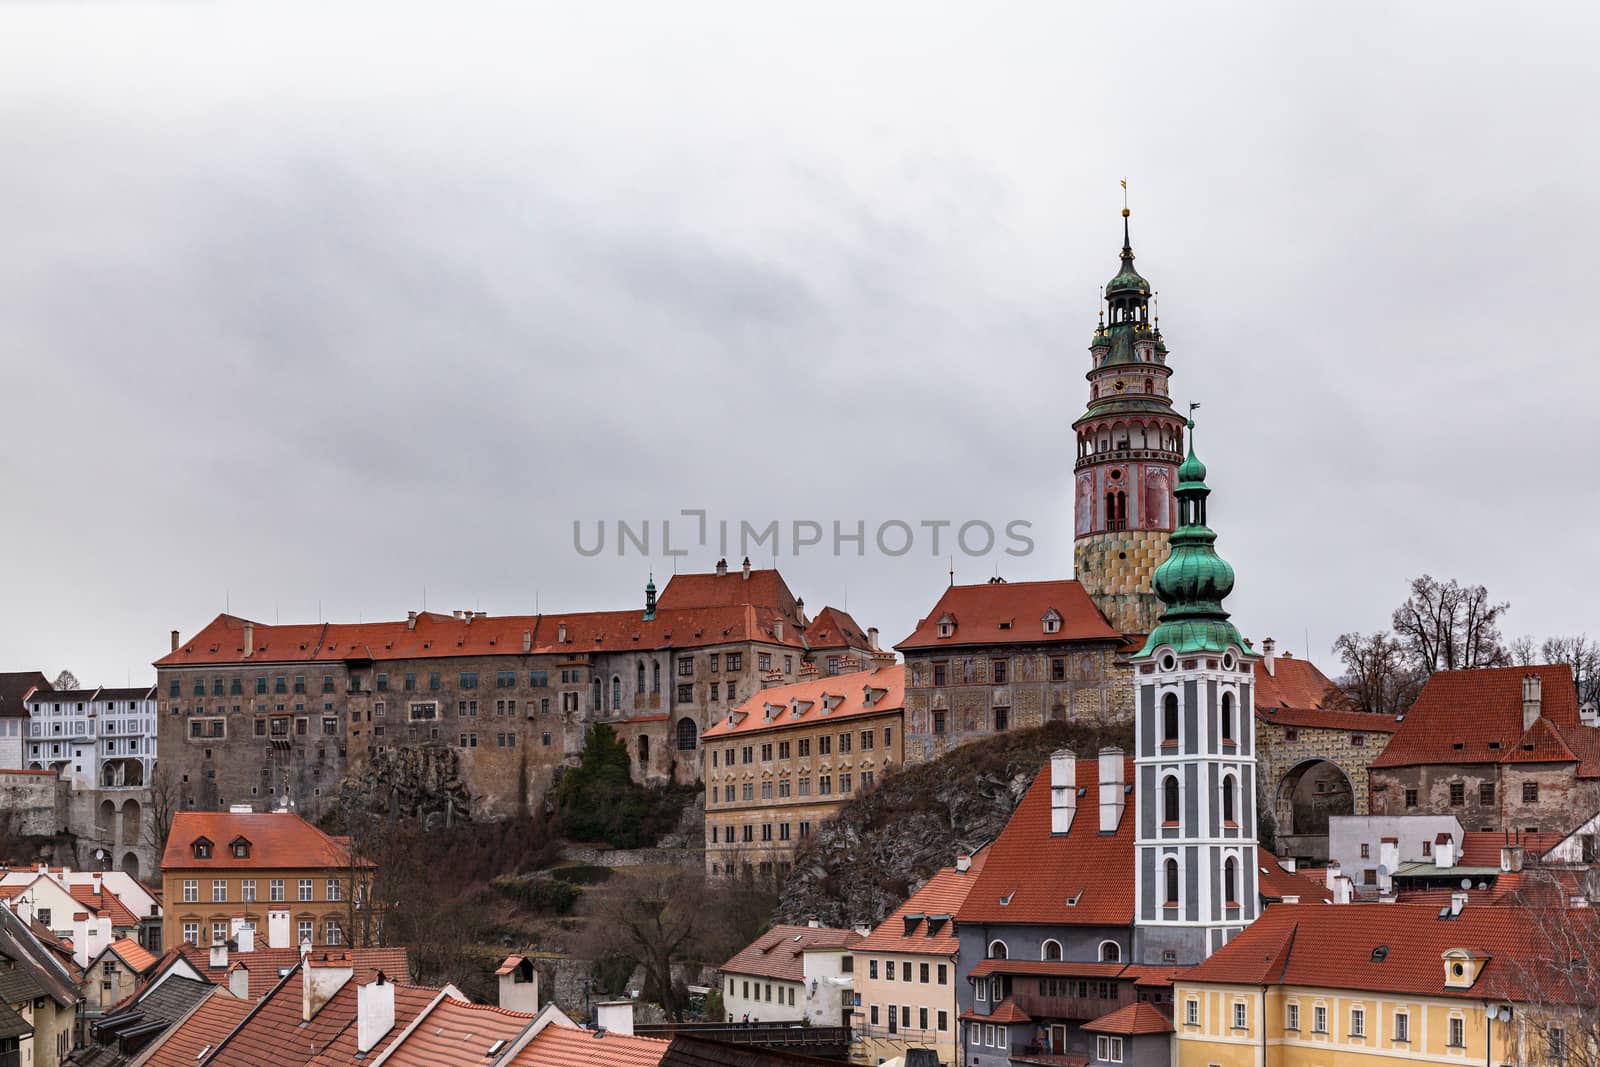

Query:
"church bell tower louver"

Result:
[[1072, 205, 1186, 637]]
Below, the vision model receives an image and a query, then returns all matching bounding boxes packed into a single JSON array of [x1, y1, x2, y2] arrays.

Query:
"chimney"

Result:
[[499, 957, 541, 1013], [209, 938, 229, 971], [1050, 749, 1078, 834], [796, 598, 807, 627], [1281, 895, 1299, 905], [1523, 673, 1542, 730], [1098, 747, 1126, 833], [774, 620, 784, 642], [807, 918, 821, 928], [868, 627, 880, 651], [1501, 845, 1524, 873], [303, 953, 354, 1022], [406, 611, 418, 631], [742, 557, 751, 580], [91, 873, 102, 896], [267, 909, 290, 950], [955, 853, 972, 873], [1435, 834, 1456, 870], [1449, 891, 1467, 917], [229, 962, 250, 999], [236, 926, 255, 953], [522, 631, 532, 654], [453, 609, 463, 619], [1280, 857, 1298, 873], [558, 623, 568, 644], [357, 971, 396, 1054], [596, 1000, 635, 1036], [1378, 839, 1399, 894], [1325, 860, 1341, 888], [243, 622, 254, 659], [1333, 876, 1353, 905], [170, 629, 180, 653], [1262, 637, 1276, 676], [716, 558, 728, 577]]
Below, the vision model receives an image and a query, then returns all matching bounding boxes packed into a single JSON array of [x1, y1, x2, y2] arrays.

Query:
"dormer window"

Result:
[[935, 613, 956, 639], [191, 837, 214, 860], [229, 837, 252, 860], [1041, 609, 1062, 635]]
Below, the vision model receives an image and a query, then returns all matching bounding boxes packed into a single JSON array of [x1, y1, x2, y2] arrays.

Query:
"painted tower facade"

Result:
[[1131, 418, 1260, 964], [1072, 210, 1185, 637]]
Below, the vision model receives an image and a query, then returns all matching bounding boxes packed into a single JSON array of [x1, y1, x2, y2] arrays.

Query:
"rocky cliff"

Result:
[[775, 720, 1133, 928]]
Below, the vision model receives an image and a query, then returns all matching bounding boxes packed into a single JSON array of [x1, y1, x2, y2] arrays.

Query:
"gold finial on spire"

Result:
[[1120, 178, 1130, 217]]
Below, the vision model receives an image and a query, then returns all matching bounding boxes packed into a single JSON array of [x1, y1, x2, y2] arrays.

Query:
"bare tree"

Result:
[[1486, 870, 1600, 1067], [53, 669, 80, 691], [581, 865, 704, 1021], [1541, 635, 1600, 708], [1332, 631, 1424, 716], [1391, 575, 1509, 674], [142, 763, 179, 863]]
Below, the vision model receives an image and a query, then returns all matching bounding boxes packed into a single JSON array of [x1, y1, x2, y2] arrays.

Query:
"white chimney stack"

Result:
[[267, 909, 290, 950], [1050, 749, 1078, 834], [522, 631, 532, 654], [209, 938, 229, 971], [596, 1000, 635, 1036], [1435, 834, 1457, 870], [357, 971, 397, 1054], [1333, 876, 1352, 905], [1523, 673, 1542, 730], [243, 622, 254, 659], [229, 962, 250, 999], [1378, 838, 1399, 894], [955, 853, 972, 873], [1098, 747, 1126, 833], [716, 558, 728, 577], [498, 956, 541, 1014], [1262, 637, 1276, 677], [741, 557, 751, 580], [1450, 891, 1467, 917], [303, 955, 354, 1022], [236, 926, 255, 953], [1501, 845, 1524, 873], [558, 623, 568, 644]]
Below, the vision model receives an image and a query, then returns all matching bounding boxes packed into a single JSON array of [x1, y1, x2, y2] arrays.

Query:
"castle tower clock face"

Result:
[[1114, 378, 1127, 392]]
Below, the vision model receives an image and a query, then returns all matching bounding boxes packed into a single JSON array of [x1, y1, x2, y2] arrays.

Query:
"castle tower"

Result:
[[1072, 208, 1186, 637], [1130, 416, 1260, 964]]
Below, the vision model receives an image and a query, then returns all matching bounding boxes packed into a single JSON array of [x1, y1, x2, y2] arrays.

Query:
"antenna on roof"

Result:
[[949, 557, 955, 587]]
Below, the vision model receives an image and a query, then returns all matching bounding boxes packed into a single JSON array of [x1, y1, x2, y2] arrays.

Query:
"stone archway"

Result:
[[1277, 758, 1355, 837], [121, 798, 142, 846], [120, 852, 140, 880]]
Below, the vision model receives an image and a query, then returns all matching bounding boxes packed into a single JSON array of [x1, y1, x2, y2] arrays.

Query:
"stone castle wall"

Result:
[[1074, 530, 1170, 636]]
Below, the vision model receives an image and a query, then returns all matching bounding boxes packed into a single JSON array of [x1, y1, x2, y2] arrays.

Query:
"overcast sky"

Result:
[[4, 3, 1597, 687]]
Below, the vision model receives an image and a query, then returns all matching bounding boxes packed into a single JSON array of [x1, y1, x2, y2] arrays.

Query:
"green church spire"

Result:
[[1138, 408, 1248, 657]]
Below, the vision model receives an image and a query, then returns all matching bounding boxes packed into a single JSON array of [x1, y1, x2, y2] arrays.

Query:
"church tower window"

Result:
[[1162, 694, 1179, 745]]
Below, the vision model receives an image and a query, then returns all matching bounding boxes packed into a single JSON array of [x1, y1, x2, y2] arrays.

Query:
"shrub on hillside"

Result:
[[554, 724, 695, 848]]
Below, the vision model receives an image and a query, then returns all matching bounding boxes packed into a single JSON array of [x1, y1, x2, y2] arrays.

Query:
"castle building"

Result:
[[1130, 418, 1261, 963], [155, 562, 873, 820], [1073, 209, 1185, 638]]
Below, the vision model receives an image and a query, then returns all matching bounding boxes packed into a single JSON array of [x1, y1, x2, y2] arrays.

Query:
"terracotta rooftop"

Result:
[[1372, 664, 1597, 776], [1257, 851, 1334, 903], [854, 849, 989, 956], [1182, 902, 1594, 1003], [703, 665, 902, 741], [108, 935, 157, 974], [960, 996, 1031, 1025], [141, 987, 255, 1067], [376, 996, 531, 1067], [176, 944, 409, 1000], [161, 811, 358, 872], [955, 756, 1135, 927], [897, 580, 1121, 651], [508, 1020, 671, 1066], [720, 925, 862, 984], [1081, 1002, 1174, 1035]]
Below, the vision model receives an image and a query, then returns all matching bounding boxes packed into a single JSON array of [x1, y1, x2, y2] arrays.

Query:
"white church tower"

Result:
[[1131, 413, 1260, 964]]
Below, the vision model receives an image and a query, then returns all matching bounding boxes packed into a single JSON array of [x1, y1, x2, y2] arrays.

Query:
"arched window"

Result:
[[1224, 856, 1238, 905], [1041, 940, 1063, 961], [1222, 775, 1237, 825], [1144, 376, 1154, 394], [1105, 490, 1128, 531], [1164, 858, 1180, 906], [652, 662, 661, 694], [675, 717, 698, 751], [637, 661, 646, 692], [611, 676, 621, 711], [1163, 775, 1180, 825], [1221, 691, 1235, 743], [1099, 940, 1121, 963], [987, 939, 1008, 960], [591, 677, 602, 711], [1162, 693, 1179, 744]]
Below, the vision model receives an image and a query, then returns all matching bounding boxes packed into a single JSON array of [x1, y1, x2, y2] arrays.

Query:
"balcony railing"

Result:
[[1009, 990, 1131, 1021]]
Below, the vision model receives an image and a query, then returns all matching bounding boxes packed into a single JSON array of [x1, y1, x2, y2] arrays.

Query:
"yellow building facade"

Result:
[[702, 666, 903, 881]]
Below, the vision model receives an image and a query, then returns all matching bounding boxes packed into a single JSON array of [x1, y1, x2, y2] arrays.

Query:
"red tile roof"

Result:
[[703, 666, 902, 741], [801, 606, 876, 653], [1183, 902, 1594, 1003], [960, 996, 1031, 1024], [70, 884, 141, 928], [176, 944, 409, 1000], [510, 1023, 671, 1066], [156, 570, 863, 669], [304, 983, 441, 1066], [378, 996, 532, 1067], [854, 850, 989, 956], [142, 987, 254, 1067], [897, 580, 1121, 651], [109, 936, 157, 974], [1082, 1002, 1174, 1036], [162, 811, 357, 872], [1371, 665, 1596, 774], [203, 960, 424, 1066], [955, 756, 1135, 927], [721, 925, 862, 983], [968, 960, 1127, 979], [1251, 656, 1338, 712], [1257, 851, 1334, 903]]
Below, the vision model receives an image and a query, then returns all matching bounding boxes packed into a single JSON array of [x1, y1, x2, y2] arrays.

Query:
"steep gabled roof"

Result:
[[897, 580, 1120, 651], [703, 665, 902, 741], [1082, 1002, 1174, 1035], [1372, 664, 1594, 775], [161, 812, 357, 872], [854, 849, 989, 956], [0, 671, 50, 720], [955, 757, 1135, 927], [513, 1024, 670, 1067]]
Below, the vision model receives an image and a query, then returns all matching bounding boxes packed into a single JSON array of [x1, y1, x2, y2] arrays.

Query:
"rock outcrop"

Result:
[[776, 720, 1133, 928]]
